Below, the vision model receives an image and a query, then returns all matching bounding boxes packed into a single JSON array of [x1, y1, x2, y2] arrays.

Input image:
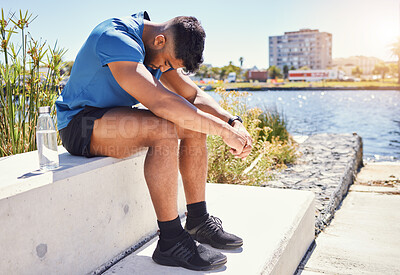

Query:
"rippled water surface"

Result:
[[211, 90, 400, 161]]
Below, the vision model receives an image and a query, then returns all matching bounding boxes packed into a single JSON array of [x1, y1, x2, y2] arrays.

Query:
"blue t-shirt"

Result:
[[56, 11, 163, 130]]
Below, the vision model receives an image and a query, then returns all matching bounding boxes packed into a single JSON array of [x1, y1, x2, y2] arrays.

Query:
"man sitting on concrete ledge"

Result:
[[55, 11, 252, 271]]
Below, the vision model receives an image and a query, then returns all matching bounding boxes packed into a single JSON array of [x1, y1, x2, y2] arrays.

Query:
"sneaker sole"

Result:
[[193, 235, 243, 250], [152, 253, 227, 271]]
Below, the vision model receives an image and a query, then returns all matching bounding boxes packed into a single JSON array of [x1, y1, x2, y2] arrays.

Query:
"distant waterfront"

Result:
[[210, 90, 400, 162], [199, 80, 400, 92]]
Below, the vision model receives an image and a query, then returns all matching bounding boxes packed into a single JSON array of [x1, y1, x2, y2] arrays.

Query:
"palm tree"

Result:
[[239, 57, 244, 67], [390, 37, 400, 84]]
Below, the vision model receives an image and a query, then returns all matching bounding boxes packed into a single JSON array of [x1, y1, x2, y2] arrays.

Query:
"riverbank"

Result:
[[267, 133, 363, 234], [199, 80, 400, 91]]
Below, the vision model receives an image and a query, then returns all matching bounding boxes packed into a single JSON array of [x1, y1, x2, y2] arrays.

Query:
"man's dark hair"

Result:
[[169, 16, 205, 74]]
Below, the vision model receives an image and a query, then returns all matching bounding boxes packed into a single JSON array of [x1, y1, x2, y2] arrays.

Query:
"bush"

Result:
[[206, 87, 298, 185], [258, 107, 290, 142], [0, 9, 66, 156]]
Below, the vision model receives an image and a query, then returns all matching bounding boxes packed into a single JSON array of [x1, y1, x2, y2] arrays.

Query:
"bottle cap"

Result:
[[38, 106, 51, 114]]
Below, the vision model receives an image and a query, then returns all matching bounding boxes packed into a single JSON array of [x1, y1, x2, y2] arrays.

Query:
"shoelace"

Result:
[[197, 216, 224, 237]]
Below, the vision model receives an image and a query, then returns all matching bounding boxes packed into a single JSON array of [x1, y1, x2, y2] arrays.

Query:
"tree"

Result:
[[351, 66, 363, 78], [268, 65, 282, 79], [221, 62, 241, 80], [299, 66, 310, 70], [210, 67, 221, 80], [195, 64, 211, 79], [283, 65, 289, 79], [388, 63, 398, 78], [239, 57, 244, 67], [390, 37, 400, 83], [290, 65, 296, 70], [373, 62, 389, 80]]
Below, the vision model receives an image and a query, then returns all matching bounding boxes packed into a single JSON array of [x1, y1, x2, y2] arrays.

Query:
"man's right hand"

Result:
[[222, 127, 252, 160]]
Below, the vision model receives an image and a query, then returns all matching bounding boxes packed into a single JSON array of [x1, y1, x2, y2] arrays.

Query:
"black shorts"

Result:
[[59, 106, 112, 157]]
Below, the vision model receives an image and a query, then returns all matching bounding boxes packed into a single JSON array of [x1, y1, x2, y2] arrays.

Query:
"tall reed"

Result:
[[0, 9, 66, 157]]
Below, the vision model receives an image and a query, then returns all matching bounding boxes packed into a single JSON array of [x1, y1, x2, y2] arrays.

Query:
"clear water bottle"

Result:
[[36, 106, 59, 170]]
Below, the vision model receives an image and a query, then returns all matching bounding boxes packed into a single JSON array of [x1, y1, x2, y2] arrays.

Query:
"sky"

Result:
[[1, 0, 399, 69]]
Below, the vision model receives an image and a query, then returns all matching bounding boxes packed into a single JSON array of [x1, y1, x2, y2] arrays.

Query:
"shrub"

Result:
[[258, 106, 290, 142], [0, 9, 66, 156], [206, 87, 298, 185]]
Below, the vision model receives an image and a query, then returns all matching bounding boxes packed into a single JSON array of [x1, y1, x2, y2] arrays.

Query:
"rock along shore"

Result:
[[265, 133, 363, 235]]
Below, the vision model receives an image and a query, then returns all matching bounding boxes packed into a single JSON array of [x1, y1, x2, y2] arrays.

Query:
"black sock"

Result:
[[157, 216, 184, 251], [186, 201, 209, 230]]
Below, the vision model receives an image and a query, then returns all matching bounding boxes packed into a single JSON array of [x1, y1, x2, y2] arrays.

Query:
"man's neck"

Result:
[[142, 21, 165, 45]]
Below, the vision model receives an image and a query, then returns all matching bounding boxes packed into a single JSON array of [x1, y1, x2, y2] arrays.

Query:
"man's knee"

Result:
[[149, 118, 179, 144], [177, 126, 207, 141]]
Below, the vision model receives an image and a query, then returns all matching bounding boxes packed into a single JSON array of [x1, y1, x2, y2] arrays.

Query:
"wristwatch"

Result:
[[228, 115, 243, 126]]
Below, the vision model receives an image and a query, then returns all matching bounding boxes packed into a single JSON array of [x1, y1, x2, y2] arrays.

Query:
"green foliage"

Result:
[[257, 108, 290, 142], [283, 65, 289, 79], [268, 65, 282, 79], [206, 87, 298, 185], [373, 62, 389, 80], [64, 61, 74, 76], [351, 66, 363, 78], [0, 9, 66, 156], [195, 62, 242, 81]]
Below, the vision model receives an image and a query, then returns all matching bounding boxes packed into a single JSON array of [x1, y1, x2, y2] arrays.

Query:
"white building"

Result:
[[332, 56, 383, 75], [269, 29, 332, 70], [289, 69, 344, 81]]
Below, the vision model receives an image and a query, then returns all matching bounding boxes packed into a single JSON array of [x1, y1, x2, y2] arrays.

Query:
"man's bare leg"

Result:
[[175, 127, 243, 250], [90, 107, 179, 221], [176, 127, 208, 204]]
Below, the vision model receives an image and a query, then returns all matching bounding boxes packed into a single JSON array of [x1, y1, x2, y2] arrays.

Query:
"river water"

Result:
[[210, 90, 400, 162]]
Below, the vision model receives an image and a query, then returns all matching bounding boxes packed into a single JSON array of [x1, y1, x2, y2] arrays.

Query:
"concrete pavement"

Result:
[[103, 184, 315, 275], [298, 162, 400, 274]]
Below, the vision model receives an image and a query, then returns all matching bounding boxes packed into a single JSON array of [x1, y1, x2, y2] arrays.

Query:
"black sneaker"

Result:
[[152, 230, 227, 271], [185, 215, 243, 250]]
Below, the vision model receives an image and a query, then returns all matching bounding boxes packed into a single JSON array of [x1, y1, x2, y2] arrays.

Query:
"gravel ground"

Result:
[[265, 133, 363, 235]]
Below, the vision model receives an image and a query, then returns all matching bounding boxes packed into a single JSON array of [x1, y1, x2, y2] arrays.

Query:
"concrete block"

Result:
[[103, 183, 315, 275], [0, 147, 186, 275]]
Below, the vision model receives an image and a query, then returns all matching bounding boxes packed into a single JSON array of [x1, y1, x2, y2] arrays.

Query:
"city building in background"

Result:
[[247, 70, 268, 82], [289, 69, 344, 81], [332, 56, 383, 75], [269, 29, 332, 70]]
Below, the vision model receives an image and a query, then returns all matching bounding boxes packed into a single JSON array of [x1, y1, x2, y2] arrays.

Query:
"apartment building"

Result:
[[332, 56, 383, 75], [269, 29, 332, 70]]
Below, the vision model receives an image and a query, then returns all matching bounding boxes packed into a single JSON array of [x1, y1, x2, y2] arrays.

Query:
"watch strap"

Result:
[[228, 115, 243, 126]]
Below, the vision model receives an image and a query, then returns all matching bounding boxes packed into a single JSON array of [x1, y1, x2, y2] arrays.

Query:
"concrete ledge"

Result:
[[0, 147, 186, 275], [103, 184, 315, 275]]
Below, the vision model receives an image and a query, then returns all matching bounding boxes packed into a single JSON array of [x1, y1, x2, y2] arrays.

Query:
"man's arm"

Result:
[[108, 61, 250, 157], [160, 69, 253, 147], [160, 69, 232, 122]]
